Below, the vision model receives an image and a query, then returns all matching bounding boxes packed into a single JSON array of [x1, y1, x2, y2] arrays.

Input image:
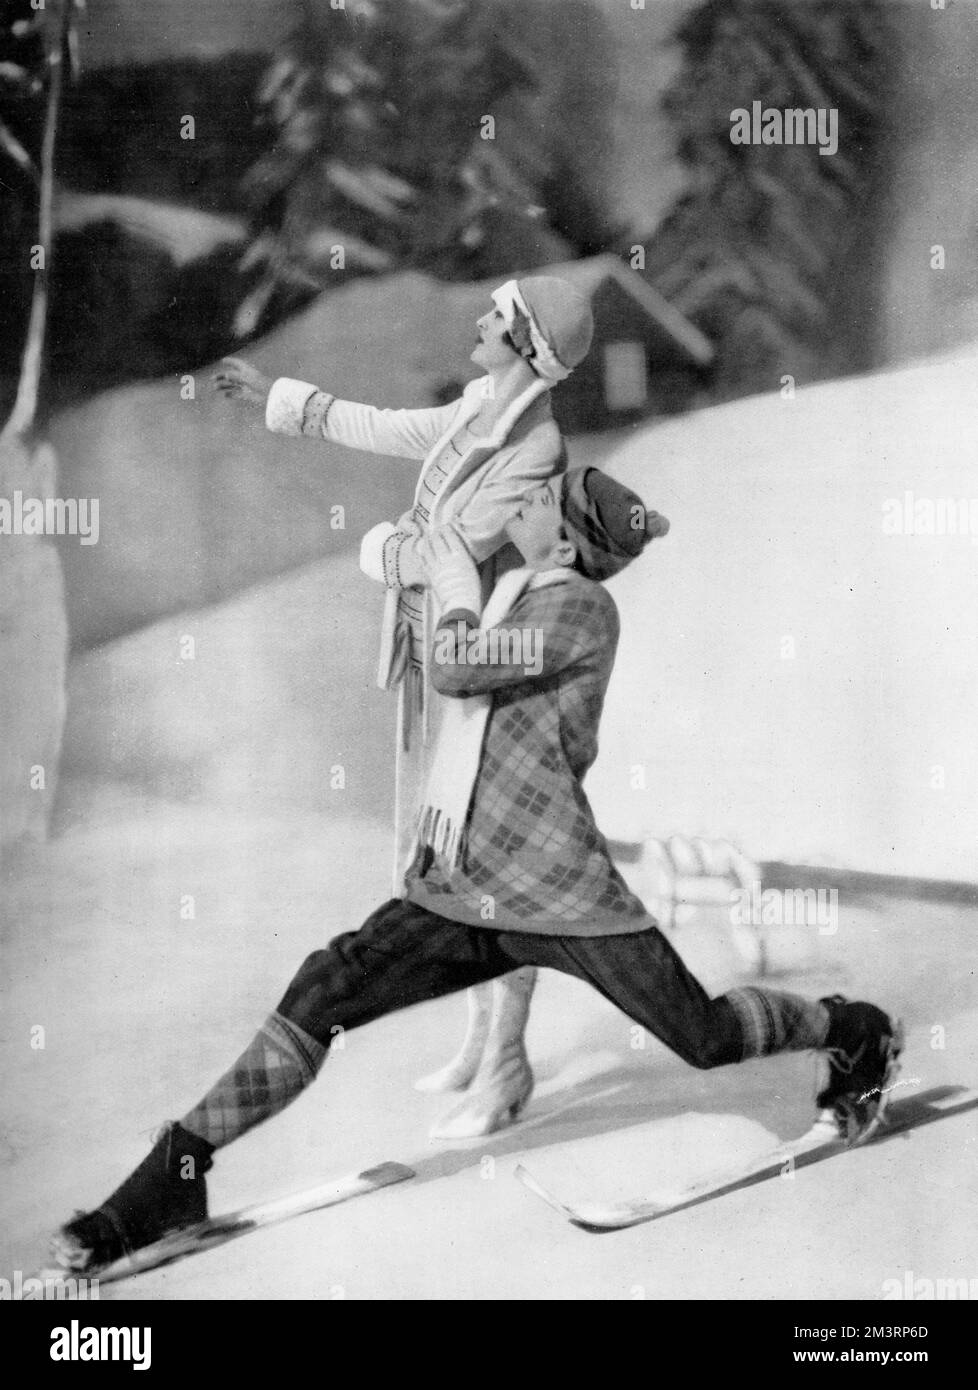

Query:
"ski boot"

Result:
[[51, 1121, 213, 1270], [816, 995, 904, 1145]]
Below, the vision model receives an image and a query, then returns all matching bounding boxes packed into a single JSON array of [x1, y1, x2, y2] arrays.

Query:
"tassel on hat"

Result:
[[561, 467, 669, 580]]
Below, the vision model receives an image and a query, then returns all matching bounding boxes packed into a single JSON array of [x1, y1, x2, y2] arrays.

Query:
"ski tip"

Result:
[[515, 1165, 639, 1231], [358, 1161, 416, 1186], [514, 1164, 587, 1223], [513, 1162, 542, 1192], [513, 1162, 562, 1209]]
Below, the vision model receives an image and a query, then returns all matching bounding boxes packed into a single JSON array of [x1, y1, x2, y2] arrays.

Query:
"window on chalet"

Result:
[[603, 341, 648, 410]]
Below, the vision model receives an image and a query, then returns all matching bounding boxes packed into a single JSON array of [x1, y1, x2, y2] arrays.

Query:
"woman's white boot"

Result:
[[427, 968, 537, 1140]]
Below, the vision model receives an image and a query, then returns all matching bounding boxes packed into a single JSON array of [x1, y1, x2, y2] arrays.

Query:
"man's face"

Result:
[[505, 476, 571, 567], [471, 305, 521, 371]]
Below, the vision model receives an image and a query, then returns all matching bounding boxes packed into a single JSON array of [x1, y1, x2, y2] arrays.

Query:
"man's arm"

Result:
[[376, 425, 562, 587], [430, 582, 617, 699]]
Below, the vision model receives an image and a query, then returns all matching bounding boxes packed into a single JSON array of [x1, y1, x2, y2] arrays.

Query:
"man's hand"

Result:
[[426, 527, 481, 617], [213, 357, 273, 409]]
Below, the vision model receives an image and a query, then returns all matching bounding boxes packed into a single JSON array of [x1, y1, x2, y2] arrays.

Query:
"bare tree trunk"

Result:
[[1, 0, 71, 443], [1, 1, 73, 853]]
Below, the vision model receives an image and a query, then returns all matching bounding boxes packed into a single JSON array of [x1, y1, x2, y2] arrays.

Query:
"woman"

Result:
[[214, 275, 594, 1137]]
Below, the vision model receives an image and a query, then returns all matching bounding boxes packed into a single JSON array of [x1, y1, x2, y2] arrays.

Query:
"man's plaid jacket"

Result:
[[404, 571, 656, 937]]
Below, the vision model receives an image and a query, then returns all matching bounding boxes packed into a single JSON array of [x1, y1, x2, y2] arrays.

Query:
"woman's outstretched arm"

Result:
[[214, 356, 465, 461]]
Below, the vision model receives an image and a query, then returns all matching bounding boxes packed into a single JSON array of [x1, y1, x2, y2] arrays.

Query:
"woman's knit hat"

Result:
[[561, 467, 669, 580], [491, 276, 594, 383]]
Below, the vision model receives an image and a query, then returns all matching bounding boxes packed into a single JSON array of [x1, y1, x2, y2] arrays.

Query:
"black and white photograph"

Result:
[[1, 0, 976, 1327]]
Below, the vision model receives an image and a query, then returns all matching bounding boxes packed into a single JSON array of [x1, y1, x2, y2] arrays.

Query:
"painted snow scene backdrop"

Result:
[[2, 0, 977, 1300]]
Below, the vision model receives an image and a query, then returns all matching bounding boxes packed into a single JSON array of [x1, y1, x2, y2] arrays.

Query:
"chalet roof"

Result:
[[544, 255, 715, 366], [440, 255, 714, 369]]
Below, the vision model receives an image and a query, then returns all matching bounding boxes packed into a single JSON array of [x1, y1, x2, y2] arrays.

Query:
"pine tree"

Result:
[[234, 0, 611, 333], [644, 0, 894, 401]]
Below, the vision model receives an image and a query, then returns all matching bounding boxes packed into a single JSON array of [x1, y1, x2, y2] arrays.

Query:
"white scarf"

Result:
[[414, 566, 568, 872]]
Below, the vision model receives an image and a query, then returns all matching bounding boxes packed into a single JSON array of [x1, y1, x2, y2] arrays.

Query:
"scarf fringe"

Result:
[[416, 803, 464, 871], [414, 567, 570, 877]]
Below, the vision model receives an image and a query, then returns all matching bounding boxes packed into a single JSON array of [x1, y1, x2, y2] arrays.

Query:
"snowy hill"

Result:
[[9, 346, 978, 1302], [59, 343, 978, 883], [591, 347, 978, 880]]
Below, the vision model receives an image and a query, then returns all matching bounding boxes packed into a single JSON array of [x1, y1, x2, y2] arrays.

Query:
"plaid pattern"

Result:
[[405, 574, 654, 936], [562, 468, 644, 580], [726, 987, 829, 1060], [181, 1011, 326, 1149]]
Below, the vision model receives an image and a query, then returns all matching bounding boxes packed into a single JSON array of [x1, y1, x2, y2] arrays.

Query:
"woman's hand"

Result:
[[213, 357, 273, 409]]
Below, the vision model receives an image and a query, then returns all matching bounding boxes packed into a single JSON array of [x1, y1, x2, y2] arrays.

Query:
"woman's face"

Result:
[[471, 305, 522, 371]]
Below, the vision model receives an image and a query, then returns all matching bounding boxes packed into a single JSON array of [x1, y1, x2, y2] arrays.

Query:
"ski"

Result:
[[515, 1086, 977, 1231], [41, 1160, 415, 1285], [516, 1125, 836, 1230]]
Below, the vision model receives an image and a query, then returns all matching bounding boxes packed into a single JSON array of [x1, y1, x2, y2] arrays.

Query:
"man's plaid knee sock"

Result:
[[725, 987, 830, 1059], [180, 1011, 327, 1149]]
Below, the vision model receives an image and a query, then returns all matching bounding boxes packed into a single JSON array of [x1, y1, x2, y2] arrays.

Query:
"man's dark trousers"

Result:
[[278, 897, 743, 1070]]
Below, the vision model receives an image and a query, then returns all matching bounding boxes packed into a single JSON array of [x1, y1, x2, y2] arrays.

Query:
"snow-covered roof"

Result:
[[434, 255, 714, 369], [546, 254, 715, 366], [53, 194, 246, 266]]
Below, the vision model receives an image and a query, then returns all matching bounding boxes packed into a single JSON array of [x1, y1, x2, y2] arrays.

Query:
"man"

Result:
[[216, 277, 595, 1136], [52, 468, 901, 1270]]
